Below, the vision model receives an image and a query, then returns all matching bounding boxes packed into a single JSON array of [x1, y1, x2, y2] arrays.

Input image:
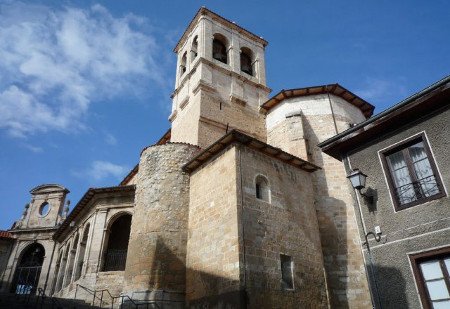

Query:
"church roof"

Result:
[[261, 84, 375, 118], [174, 7, 268, 53], [53, 185, 135, 240], [319, 75, 450, 159], [183, 130, 320, 174]]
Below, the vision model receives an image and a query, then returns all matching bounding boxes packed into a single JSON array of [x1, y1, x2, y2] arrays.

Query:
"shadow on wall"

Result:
[[302, 119, 354, 308], [368, 263, 408, 309], [130, 236, 245, 308]]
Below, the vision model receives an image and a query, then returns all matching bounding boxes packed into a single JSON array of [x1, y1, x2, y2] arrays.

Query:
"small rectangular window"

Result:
[[381, 133, 445, 210], [280, 254, 294, 290]]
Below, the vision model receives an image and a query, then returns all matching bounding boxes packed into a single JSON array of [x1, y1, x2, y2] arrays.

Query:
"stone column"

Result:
[[87, 209, 107, 274], [123, 143, 199, 306]]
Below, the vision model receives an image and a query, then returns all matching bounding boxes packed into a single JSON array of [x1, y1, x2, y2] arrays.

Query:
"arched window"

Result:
[[180, 51, 187, 76], [212, 34, 228, 64], [51, 251, 63, 294], [74, 224, 90, 281], [240, 47, 253, 76], [255, 175, 270, 202], [102, 214, 132, 271], [11, 243, 45, 294], [55, 244, 69, 292], [191, 36, 198, 62], [63, 234, 78, 287]]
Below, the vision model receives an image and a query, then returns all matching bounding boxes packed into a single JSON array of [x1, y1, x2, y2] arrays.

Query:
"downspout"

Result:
[[345, 155, 382, 309], [326, 86, 339, 135]]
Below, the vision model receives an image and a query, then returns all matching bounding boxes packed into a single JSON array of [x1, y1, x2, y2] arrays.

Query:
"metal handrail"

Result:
[[76, 283, 141, 308], [75, 284, 177, 308], [37, 287, 63, 309], [76, 284, 113, 307]]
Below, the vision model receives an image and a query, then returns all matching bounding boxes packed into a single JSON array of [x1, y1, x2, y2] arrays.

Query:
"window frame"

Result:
[[410, 246, 450, 309], [380, 133, 445, 211]]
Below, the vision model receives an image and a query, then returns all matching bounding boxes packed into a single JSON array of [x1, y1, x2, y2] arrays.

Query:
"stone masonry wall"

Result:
[[124, 143, 199, 306], [186, 145, 243, 307], [266, 94, 372, 308], [238, 145, 327, 308]]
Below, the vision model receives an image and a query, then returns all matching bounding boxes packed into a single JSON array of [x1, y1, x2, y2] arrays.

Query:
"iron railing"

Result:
[[395, 175, 439, 204], [74, 283, 188, 308], [103, 249, 127, 271]]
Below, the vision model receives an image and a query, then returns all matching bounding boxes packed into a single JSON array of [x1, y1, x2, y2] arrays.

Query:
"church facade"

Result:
[[0, 7, 378, 308]]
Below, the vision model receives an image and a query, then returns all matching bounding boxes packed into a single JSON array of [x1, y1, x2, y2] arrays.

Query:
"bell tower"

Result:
[[169, 7, 271, 148]]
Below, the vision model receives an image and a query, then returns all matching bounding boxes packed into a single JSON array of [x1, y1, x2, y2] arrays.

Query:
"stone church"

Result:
[[0, 7, 377, 308]]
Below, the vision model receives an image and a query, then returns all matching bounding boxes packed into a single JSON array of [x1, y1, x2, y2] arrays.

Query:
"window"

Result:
[[240, 47, 253, 76], [212, 34, 228, 64], [411, 247, 450, 309], [255, 175, 270, 202], [39, 202, 50, 216], [191, 36, 198, 62], [381, 133, 445, 210], [280, 254, 294, 290]]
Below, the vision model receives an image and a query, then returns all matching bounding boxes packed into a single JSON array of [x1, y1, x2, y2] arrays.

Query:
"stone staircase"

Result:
[[0, 291, 94, 309], [0, 287, 163, 309]]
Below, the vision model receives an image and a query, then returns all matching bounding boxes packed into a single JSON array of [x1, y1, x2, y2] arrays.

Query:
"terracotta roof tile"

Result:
[[0, 230, 14, 239]]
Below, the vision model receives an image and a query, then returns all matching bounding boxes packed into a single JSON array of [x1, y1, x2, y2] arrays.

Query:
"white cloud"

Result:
[[22, 144, 44, 153], [105, 133, 117, 146], [355, 77, 408, 103], [72, 160, 128, 181], [0, 2, 167, 138]]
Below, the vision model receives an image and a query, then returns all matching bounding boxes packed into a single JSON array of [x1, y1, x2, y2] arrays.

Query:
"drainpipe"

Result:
[[345, 155, 382, 309], [326, 86, 339, 135]]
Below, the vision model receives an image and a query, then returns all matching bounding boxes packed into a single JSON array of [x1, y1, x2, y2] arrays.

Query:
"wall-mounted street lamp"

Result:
[[347, 169, 374, 204]]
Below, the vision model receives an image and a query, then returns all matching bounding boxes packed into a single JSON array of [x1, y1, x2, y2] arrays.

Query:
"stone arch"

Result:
[[55, 242, 70, 292], [50, 250, 63, 294], [212, 33, 229, 64], [64, 233, 79, 286], [240, 46, 254, 76], [11, 242, 45, 294], [74, 223, 90, 281], [101, 212, 132, 271], [255, 174, 271, 202]]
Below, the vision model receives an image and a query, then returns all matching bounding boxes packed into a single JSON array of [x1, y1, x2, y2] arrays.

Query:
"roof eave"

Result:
[[174, 7, 268, 53], [319, 75, 450, 159], [53, 185, 136, 241], [183, 130, 320, 174], [261, 84, 374, 118]]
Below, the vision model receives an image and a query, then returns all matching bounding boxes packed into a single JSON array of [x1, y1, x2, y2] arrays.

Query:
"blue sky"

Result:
[[1, 0, 449, 229]]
